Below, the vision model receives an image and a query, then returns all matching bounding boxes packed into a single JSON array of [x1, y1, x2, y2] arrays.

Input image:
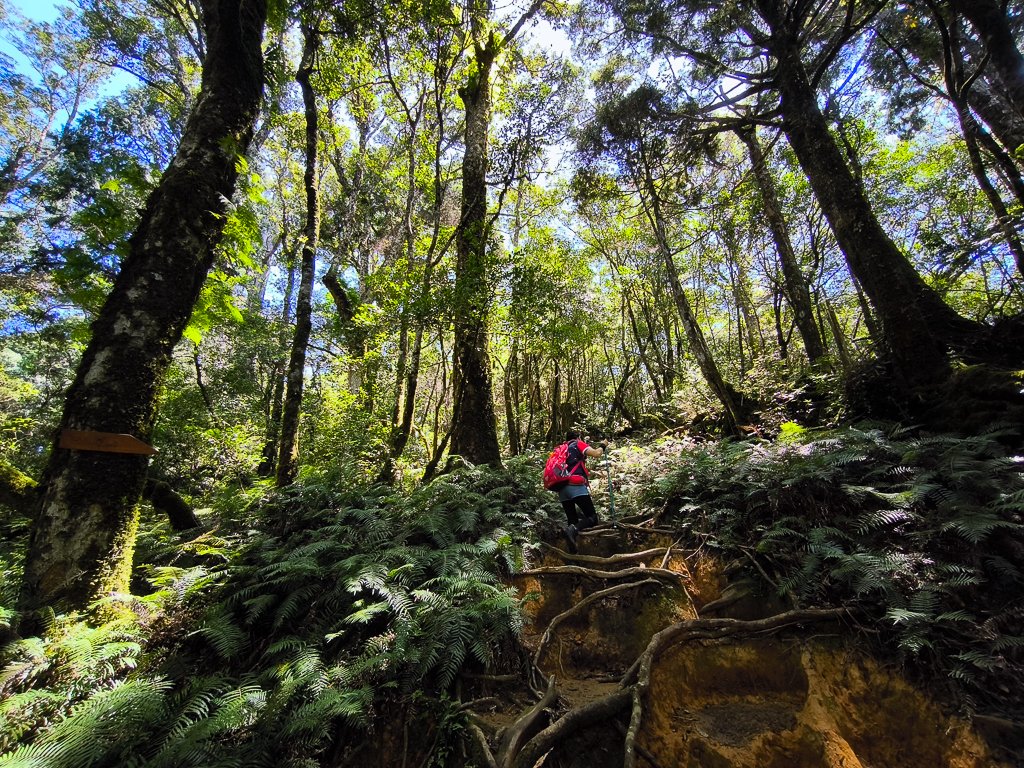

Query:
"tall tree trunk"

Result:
[[737, 125, 828, 365], [258, 250, 296, 477], [772, 287, 791, 360], [448, 0, 544, 464], [18, 0, 266, 618], [548, 358, 562, 443], [734, 251, 765, 358], [625, 298, 664, 402], [638, 148, 741, 432], [822, 296, 854, 373], [450, 15, 501, 466], [766, 19, 978, 389], [276, 23, 321, 486], [954, 97, 1024, 274], [638, 298, 670, 389], [660, 305, 676, 391], [379, 84, 429, 483], [504, 340, 522, 456]]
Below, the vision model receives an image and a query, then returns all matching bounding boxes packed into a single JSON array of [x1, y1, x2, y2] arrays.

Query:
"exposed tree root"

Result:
[[494, 522, 851, 768], [458, 697, 501, 712], [494, 675, 559, 768], [610, 521, 677, 535], [512, 564, 686, 585], [510, 687, 634, 768], [465, 721, 499, 768], [533, 578, 663, 668], [619, 608, 849, 768], [540, 545, 670, 566], [459, 672, 520, 683], [614, 719, 664, 768], [694, 590, 745, 617], [658, 541, 680, 570]]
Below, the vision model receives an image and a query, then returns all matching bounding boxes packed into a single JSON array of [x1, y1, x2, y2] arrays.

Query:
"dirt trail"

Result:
[[457, 517, 1013, 768]]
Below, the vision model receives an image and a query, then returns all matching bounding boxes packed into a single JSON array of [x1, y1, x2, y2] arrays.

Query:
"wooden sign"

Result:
[[59, 429, 157, 456]]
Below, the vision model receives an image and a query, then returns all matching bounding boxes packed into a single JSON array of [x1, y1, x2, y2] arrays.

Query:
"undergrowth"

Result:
[[5, 424, 1022, 765], [644, 421, 1024, 716], [0, 456, 559, 767]]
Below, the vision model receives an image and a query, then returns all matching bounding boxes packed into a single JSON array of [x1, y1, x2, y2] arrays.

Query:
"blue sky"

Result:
[[9, 0, 61, 22]]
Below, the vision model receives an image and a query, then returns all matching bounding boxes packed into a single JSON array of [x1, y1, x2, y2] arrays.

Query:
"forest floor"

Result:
[[455, 515, 1015, 768]]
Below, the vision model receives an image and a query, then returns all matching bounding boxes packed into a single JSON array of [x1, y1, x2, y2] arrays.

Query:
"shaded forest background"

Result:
[[1, 0, 1023, 764]]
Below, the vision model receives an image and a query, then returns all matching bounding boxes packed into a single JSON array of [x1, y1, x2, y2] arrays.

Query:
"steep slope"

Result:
[[454, 516, 1013, 768]]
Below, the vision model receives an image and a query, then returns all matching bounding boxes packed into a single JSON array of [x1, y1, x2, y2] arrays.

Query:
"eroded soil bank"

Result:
[[513, 523, 1009, 767], [344, 520, 1018, 767]]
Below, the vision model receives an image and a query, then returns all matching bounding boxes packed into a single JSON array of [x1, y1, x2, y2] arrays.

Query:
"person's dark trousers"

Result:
[[561, 494, 598, 529]]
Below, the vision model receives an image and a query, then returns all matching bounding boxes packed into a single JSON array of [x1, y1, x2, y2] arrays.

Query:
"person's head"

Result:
[[566, 429, 582, 442]]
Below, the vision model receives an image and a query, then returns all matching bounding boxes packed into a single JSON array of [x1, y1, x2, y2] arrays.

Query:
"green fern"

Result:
[[0, 678, 170, 768], [647, 420, 1024, 708]]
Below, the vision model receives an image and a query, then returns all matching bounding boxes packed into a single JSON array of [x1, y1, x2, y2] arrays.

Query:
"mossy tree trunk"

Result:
[[452, 28, 503, 468], [450, 5, 502, 467], [450, 0, 545, 466], [18, 0, 266, 618]]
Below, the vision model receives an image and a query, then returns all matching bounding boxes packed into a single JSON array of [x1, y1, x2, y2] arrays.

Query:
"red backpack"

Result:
[[542, 440, 589, 491]]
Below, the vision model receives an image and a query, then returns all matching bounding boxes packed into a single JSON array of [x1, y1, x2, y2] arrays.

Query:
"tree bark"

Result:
[[737, 125, 828, 365], [276, 22, 322, 487], [449, 0, 545, 464], [18, 0, 266, 618], [450, 14, 502, 466], [764, 14, 979, 389]]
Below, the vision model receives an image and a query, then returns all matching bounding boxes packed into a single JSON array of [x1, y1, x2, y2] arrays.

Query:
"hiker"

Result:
[[547, 430, 607, 550]]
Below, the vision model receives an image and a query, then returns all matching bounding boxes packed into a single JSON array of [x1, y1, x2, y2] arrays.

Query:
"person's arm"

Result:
[[583, 442, 607, 458]]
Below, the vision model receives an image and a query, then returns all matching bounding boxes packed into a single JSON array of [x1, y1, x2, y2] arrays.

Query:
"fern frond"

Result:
[[941, 510, 1020, 543], [193, 611, 246, 660], [0, 678, 170, 768]]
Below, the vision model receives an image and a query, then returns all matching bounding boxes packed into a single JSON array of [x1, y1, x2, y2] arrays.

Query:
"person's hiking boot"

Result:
[[565, 524, 578, 553], [581, 514, 598, 530]]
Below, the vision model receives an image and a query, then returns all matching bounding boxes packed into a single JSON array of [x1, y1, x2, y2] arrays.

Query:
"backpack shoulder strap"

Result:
[[566, 440, 587, 476]]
